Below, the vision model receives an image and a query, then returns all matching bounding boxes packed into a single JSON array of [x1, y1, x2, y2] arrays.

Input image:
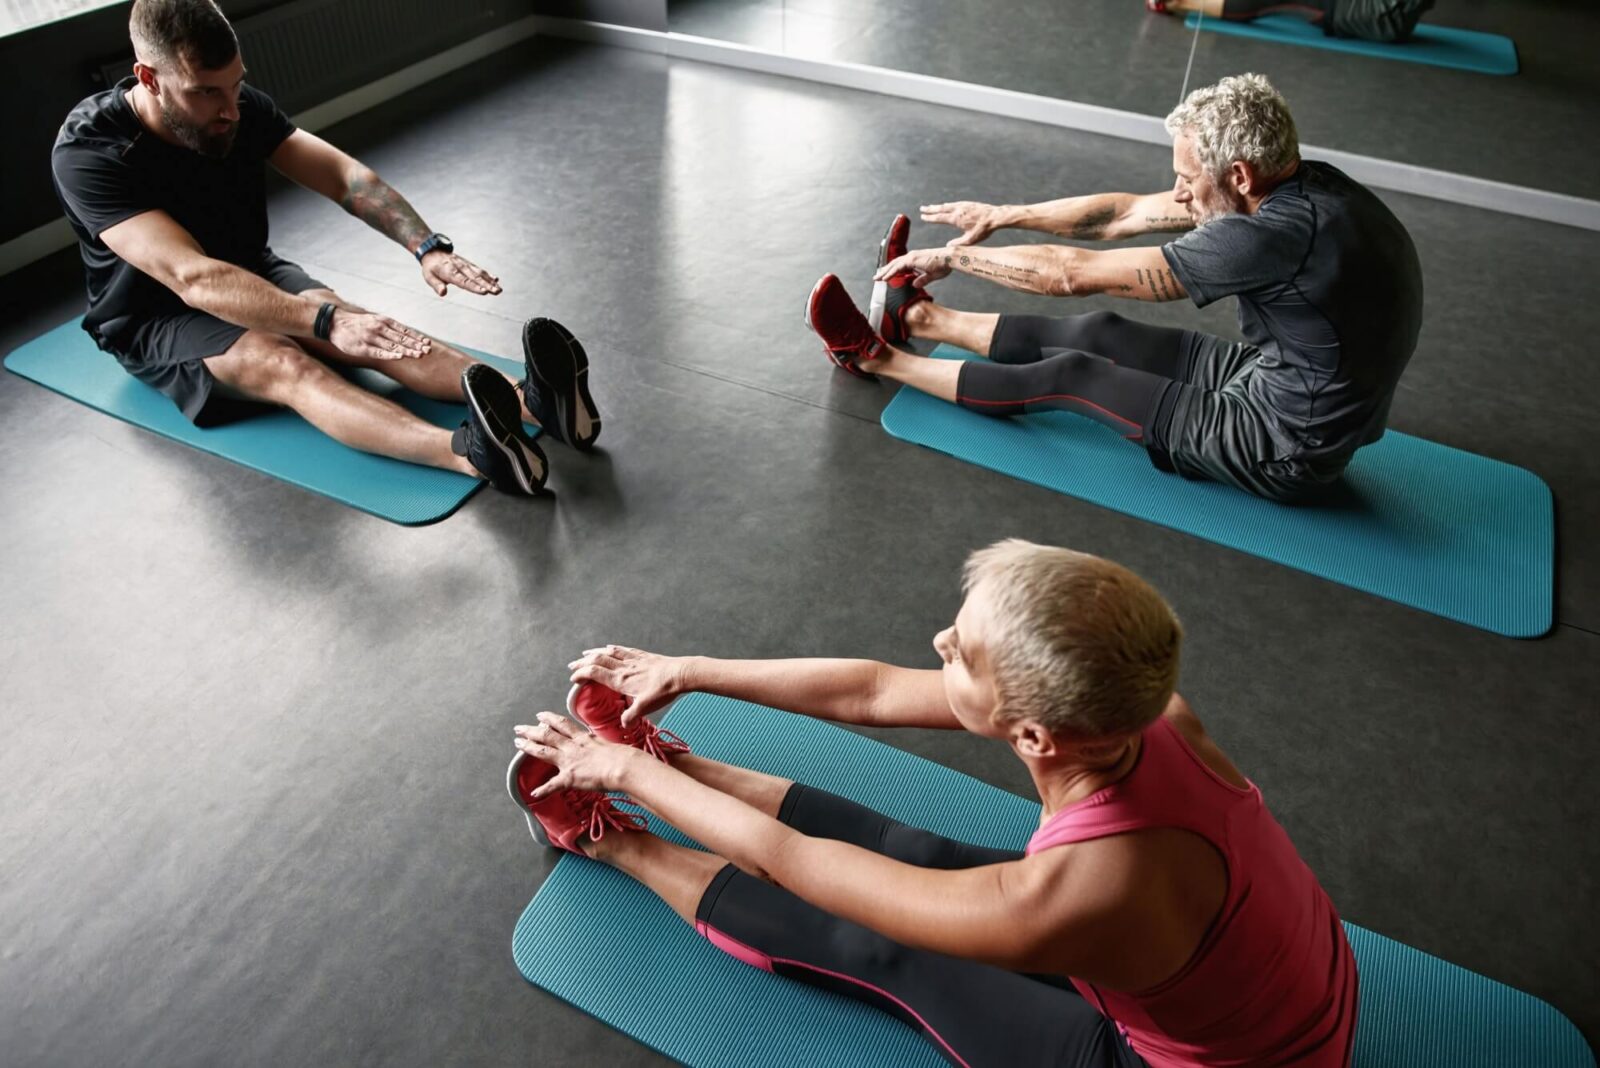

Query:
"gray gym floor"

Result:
[[670, 0, 1600, 200], [1, 37, 1596, 1067]]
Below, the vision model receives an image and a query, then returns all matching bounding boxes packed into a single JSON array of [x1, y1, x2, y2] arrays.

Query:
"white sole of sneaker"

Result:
[[505, 753, 552, 848], [465, 379, 546, 495], [867, 277, 888, 337]]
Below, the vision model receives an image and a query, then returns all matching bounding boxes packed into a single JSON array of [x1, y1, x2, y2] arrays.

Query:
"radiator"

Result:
[[97, 0, 501, 111]]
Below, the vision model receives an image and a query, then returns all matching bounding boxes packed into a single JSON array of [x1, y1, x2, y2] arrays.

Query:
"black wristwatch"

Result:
[[414, 232, 453, 261]]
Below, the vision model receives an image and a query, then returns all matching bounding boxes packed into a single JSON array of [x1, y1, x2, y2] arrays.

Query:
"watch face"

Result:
[[436, 234, 452, 248]]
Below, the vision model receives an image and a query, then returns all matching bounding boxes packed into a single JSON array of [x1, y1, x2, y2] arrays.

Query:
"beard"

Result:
[[160, 100, 237, 159], [1190, 184, 1248, 226]]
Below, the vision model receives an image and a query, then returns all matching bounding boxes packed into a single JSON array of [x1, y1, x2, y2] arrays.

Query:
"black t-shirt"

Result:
[[1162, 161, 1424, 466], [51, 78, 296, 345]]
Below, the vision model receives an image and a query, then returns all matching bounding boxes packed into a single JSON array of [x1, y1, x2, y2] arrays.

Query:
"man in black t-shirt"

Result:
[[806, 73, 1422, 502], [51, 0, 602, 496]]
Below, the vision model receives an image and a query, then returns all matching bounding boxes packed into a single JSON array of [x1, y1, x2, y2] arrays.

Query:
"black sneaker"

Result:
[[520, 317, 601, 451], [452, 363, 548, 495]]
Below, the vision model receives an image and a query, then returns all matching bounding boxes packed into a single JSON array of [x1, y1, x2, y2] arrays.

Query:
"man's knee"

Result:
[[207, 332, 325, 402]]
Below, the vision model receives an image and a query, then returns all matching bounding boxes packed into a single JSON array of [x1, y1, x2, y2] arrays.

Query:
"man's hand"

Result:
[[569, 645, 687, 726], [419, 249, 502, 297], [327, 309, 433, 361], [515, 712, 643, 797], [921, 201, 1007, 247], [874, 248, 954, 289]]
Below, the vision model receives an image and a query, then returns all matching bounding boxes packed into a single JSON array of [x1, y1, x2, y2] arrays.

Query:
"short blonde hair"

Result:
[[1165, 73, 1299, 182], [962, 540, 1182, 737]]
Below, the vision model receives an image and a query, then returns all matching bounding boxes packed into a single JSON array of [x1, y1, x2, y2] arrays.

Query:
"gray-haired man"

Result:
[[807, 73, 1423, 503]]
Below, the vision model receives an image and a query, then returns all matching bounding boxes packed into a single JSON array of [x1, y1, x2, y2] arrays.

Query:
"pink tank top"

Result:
[[1026, 717, 1358, 1068]]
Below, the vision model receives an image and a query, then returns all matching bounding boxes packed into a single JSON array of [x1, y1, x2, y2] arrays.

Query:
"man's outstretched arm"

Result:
[[923, 191, 1193, 246], [99, 210, 435, 361], [269, 129, 501, 296], [877, 243, 1187, 302]]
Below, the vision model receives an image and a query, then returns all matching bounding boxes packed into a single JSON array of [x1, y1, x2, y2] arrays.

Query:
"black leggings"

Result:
[[956, 311, 1196, 458], [692, 783, 1146, 1068]]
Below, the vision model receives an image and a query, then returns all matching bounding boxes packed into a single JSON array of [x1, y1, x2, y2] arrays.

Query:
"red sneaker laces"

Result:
[[570, 790, 648, 843], [619, 718, 692, 761]]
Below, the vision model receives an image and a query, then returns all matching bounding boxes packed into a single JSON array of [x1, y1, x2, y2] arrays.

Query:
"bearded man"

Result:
[[49, 0, 599, 496], [805, 74, 1423, 503]]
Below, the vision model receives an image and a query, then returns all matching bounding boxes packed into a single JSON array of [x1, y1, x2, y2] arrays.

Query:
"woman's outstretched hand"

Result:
[[568, 645, 686, 726], [514, 712, 639, 798]]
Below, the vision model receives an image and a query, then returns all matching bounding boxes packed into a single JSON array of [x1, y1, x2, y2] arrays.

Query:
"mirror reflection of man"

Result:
[[807, 74, 1423, 504], [52, 0, 599, 495]]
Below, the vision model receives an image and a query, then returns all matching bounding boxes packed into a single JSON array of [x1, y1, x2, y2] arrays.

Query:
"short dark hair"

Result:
[[130, 0, 239, 70]]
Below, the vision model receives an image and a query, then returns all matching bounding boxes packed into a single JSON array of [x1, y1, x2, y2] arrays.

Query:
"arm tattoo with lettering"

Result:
[[953, 251, 1048, 292], [1061, 205, 1118, 240], [1132, 266, 1180, 301], [1142, 213, 1193, 233], [341, 171, 431, 252]]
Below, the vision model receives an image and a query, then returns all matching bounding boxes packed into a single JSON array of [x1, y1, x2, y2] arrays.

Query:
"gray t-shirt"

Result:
[[1162, 161, 1423, 468]]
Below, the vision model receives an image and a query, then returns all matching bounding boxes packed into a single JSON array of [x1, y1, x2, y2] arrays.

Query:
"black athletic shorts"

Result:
[[1159, 332, 1343, 502], [90, 250, 326, 426], [1327, 0, 1435, 42]]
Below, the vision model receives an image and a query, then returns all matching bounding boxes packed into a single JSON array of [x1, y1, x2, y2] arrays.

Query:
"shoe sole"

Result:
[[805, 276, 875, 380], [867, 214, 911, 340], [464, 369, 547, 495], [505, 753, 553, 848], [524, 318, 602, 451]]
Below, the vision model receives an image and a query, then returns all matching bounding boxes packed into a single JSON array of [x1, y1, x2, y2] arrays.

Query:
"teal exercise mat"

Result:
[[1184, 13, 1518, 75], [512, 695, 1595, 1068], [3, 318, 532, 526], [879, 346, 1553, 639]]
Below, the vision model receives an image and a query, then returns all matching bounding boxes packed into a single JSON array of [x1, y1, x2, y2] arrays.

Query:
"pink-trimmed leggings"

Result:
[[692, 783, 1147, 1068]]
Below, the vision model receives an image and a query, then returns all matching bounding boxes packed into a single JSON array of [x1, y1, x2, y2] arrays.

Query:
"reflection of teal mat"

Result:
[[512, 695, 1595, 1068], [4, 318, 531, 526], [1185, 12, 1518, 75], [879, 346, 1552, 638]]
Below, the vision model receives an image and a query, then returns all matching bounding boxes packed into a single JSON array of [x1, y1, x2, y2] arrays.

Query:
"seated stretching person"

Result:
[[1146, 0, 1437, 45], [508, 540, 1359, 1068], [805, 73, 1422, 503], [51, 0, 601, 496]]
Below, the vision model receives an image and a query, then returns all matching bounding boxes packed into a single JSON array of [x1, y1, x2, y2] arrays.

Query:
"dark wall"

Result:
[[532, 0, 666, 31], [1, 0, 541, 249]]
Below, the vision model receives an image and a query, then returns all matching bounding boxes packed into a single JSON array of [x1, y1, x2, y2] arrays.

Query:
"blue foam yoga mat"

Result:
[[512, 695, 1594, 1068], [878, 346, 1552, 638], [1184, 13, 1519, 75], [4, 318, 532, 526]]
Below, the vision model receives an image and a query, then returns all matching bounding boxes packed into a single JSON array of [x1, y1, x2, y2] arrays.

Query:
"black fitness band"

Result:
[[313, 302, 337, 341]]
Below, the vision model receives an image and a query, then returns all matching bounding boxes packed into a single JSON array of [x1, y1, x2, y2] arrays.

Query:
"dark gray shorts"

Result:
[[1328, 0, 1435, 42], [96, 250, 327, 426], [1163, 334, 1342, 504]]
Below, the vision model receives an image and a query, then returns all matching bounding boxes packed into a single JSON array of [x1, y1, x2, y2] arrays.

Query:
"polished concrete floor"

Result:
[[1, 37, 1596, 1067], [670, 0, 1600, 200]]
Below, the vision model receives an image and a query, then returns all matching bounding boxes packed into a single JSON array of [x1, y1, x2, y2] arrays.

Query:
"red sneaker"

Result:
[[868, 214, 931, 346], [1146, 0, 1172, 13], [805, 273, 888, 379], [505, 751, 647, 854], [568, 681, 691, 762]]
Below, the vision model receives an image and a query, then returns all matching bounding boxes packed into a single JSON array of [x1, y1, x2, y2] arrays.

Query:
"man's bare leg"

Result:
[[301, 288, 541, 426], [582, 831, 727, 924], [205, 331, 477, 475], [901, 301, 1000, 357]]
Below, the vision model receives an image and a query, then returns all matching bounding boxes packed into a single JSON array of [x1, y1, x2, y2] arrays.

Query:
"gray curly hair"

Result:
[[1165, 73, 1299, 181]]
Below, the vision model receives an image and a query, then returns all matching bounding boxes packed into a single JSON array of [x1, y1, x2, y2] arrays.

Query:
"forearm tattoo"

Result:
[[341, 171, 431, 251], [1142, 213, 1193, 232], [1133, 266, 1180, 301], [952, 251, 1047, 291], [1059, 205, 1117, 240]]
